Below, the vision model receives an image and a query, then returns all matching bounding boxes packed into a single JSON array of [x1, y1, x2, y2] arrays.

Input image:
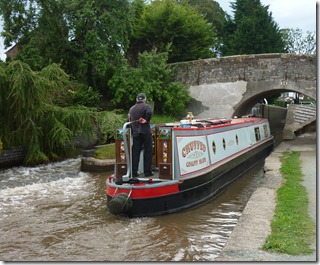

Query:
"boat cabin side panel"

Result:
[[172, 119, 273, 180]]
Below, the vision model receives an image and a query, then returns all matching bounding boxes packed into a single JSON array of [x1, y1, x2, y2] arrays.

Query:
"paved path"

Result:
[[216, 132, 317, 261]]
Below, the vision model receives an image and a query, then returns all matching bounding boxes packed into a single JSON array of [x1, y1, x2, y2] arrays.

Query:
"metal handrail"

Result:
[[121, 121, 138, 179]]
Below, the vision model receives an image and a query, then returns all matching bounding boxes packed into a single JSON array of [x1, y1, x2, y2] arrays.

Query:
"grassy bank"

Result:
[[262, 151, 316, 255], [94, 144, 115, 159]]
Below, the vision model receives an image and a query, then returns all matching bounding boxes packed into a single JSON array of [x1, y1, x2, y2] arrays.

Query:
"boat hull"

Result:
[[107, 137, 273, 217]]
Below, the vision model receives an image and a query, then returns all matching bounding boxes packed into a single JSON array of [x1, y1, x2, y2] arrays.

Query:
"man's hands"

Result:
[[139, 117, 147, 124]]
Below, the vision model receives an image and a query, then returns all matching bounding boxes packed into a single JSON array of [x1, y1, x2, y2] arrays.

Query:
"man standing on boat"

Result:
[[128, 93, 153, 181]]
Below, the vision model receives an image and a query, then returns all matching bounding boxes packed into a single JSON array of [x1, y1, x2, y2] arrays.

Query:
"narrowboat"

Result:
[[106, 113, 274, 217]]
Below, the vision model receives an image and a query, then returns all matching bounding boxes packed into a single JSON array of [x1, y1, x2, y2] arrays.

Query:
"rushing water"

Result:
[[0, 158, 264, 261]]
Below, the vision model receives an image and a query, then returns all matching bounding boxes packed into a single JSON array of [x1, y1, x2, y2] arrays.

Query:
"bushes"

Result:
[[109, 49, 191, 117]]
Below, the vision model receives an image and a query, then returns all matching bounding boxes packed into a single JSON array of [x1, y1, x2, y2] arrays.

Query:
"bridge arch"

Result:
[[173, 53, 316, 118]]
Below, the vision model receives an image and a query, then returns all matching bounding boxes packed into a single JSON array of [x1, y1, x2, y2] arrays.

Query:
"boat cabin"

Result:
[[113, 116, 272, 182]]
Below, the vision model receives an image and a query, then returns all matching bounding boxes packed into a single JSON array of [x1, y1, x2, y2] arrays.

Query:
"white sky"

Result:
[[0, 0, 318, 61], [215, 0, 317, 32]]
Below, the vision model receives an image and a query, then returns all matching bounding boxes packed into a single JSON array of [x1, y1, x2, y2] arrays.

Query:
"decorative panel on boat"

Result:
[[159, 163, 172, 179], [157, 127, 172, 179], [116, 163, 127, 178]]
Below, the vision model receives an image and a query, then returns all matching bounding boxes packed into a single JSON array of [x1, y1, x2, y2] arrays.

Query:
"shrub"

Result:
[[109, 49, 191, 117]]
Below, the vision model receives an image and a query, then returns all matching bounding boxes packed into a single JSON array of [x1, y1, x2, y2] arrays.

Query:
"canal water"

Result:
[[0, 158, 265, 261]]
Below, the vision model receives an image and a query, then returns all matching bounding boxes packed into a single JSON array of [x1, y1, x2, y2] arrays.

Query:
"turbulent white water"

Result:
[[0, 158, 264, 261]]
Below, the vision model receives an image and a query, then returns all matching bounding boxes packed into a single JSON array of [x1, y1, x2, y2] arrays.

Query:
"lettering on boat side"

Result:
[[181, 140, 206, 157], [186, 157, 207, 167], [177, 136, 210, 175]]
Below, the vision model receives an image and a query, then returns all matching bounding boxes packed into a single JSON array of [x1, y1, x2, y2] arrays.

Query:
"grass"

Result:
[[94, 144, 115, 159], [151, 114, 179, 124], [262, 151, 316, 255]]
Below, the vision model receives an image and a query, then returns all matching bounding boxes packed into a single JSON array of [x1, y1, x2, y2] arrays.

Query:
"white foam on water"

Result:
[[0, 170, 94, 217]]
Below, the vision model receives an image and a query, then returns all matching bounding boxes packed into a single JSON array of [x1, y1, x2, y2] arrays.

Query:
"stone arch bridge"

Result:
[[173, 53, 316, 119]]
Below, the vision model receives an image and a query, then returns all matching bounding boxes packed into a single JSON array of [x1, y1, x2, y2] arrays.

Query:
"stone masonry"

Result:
[[172, 53, 316, 119]]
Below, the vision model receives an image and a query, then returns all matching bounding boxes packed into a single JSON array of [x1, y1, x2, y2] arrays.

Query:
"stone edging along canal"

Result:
[[216, 133, 316, 261]]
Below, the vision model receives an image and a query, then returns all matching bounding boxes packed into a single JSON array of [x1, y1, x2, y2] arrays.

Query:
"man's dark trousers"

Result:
[[132, 133, 153, 176]]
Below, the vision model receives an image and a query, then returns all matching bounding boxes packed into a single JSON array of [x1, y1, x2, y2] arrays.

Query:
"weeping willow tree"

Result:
[[0, 60, 123, 165]]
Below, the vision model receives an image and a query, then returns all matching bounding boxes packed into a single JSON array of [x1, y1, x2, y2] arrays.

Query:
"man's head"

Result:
[[136, 93, 146, 102]]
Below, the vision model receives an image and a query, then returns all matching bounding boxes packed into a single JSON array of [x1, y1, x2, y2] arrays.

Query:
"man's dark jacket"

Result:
[[128, 101, 153, 137]]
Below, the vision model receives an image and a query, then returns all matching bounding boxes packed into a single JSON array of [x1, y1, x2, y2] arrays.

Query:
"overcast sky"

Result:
[[0, 0, 318, 61], [215, 0, 317, 32]]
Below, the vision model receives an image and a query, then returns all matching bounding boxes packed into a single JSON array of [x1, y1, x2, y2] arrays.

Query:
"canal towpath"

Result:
[[216, 132, 317, 262]]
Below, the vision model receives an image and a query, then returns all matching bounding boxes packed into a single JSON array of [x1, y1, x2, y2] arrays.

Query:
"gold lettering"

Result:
[[186, 160, 198, 167], [181, 140, 206, 157]]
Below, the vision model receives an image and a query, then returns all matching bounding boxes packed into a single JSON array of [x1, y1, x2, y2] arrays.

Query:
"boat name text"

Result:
[[182, 140, 206, 158]]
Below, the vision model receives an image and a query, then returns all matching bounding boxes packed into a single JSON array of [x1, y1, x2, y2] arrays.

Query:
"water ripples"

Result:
[[0, 158, 264, 261]]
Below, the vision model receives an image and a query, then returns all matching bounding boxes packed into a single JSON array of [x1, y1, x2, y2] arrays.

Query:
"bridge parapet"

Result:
[[173, 53, 316, 119], [174, 53, 316, 85]]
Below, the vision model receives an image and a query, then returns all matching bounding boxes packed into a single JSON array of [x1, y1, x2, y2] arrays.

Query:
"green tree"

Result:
[[15, 0, 70, 71], [281, 28, 316, 55], [178, 0, 228, 55], [126, 0, 217, 65], [0, 0, 133, 93], [64, 0, 133, 89], [221, 0, 285, 55], [109, 49, 191, 117], [0, 1, 37, 47], [0, 60, 123, 165]]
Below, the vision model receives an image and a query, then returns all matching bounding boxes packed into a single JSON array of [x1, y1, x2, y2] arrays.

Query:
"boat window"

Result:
[[254, 127, 261, 141], [222, 138, 226, 150], [212, 140, 216, 154], [236, 135, 239, 145], [263, 124, 269, 137]]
